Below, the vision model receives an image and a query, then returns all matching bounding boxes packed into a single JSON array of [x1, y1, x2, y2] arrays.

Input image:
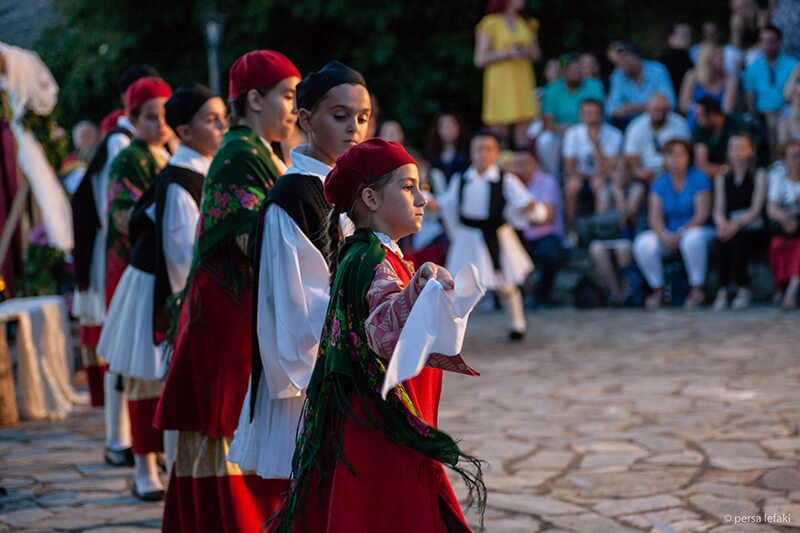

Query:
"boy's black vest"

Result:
[[71, 126, 133, 290], [127, 165, 203, 343], [457, 171, 507, 270]]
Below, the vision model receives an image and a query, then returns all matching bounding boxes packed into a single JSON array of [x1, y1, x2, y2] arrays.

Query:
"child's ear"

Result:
[[361, 187, 380, 212], [176, 124, 191, 142], [246, 89, 263, 114], [297, 109, 312, 133]]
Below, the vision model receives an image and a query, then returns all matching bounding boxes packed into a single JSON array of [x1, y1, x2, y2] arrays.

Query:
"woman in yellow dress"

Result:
[[474, 0, 541, 149]]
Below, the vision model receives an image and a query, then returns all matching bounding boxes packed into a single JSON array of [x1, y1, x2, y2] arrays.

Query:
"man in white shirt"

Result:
[[624, 92, 691, 184], [562, 98, 623, 233]]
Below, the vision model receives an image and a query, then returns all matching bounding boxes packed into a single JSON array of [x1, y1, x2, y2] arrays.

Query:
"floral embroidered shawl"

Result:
[[193, 124, 278, 274], [270, 228, 485, 531], [105, 138, 161, 262]]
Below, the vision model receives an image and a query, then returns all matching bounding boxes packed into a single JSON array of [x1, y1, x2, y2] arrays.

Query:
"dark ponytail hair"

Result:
[[324, 206, 344, 284]]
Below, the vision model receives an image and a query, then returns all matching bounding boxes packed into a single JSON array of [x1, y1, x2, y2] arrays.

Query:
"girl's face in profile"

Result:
[[133, 97, 172, 146], [363, 164, 427, 239], [257, 77, 301, 143]]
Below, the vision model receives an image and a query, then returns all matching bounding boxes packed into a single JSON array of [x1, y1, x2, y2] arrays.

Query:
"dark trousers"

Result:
[[713, 229, 767, 287], [525, 234, 563, 302]]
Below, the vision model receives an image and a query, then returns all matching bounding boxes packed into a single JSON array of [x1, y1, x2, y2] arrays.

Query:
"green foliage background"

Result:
[[36, 0, 728, 146]]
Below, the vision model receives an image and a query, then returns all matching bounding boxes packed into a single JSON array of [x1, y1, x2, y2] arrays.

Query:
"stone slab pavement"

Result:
[[1, 308, 799, 532]]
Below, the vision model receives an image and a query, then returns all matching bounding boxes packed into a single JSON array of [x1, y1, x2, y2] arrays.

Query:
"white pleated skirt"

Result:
[[72, 230, 107, 325], [227, 374, 304, 479], [97, 266, 163, 380], [446, 223, 533, 289]]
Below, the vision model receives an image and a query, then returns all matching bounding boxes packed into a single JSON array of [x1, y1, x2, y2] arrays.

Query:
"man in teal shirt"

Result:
[[743, 25, 798, 161], [537, 53, 605, 175]]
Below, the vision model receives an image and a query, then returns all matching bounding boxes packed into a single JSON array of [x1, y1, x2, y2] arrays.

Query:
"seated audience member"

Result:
[[580, 52, 602, 79], [690, 20, 744, 75], [537, 53, 605, 175], [588, 171, 647, 305], [563, 99, 623, 237], [516, 150, 563, 307], [712, 134, 768, 310], [379, 120, 406, 144], [659, 22, 694, 97], [766, 140, 800, 309], [743, 25, 798, 162], [425, 112, 470, 192], [692, 96, 749, 177], [606, 42, 676, 130], [625, 93, 691, 184], [679, 43, 738, 127], [778, 82, 800, 148], [633, 139, 714, 309]]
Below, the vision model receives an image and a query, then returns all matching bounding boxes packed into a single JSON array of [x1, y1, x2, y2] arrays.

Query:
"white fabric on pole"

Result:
[[381, 265, 485, 399], [0, 42, 72, 252]]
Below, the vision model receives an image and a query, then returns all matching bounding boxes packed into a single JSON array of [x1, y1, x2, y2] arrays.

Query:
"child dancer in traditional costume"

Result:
[[270, 138, 485, 533], [152, 83, 227, 473], [154, 50, 301, 532], [228, 61, 370, 486], [441, 132, 543, 340], [97, 76, 172, 500], [71, 64, 158, 466]]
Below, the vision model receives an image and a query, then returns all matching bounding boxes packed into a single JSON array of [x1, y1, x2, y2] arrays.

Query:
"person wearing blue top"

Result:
[[607, 42, 677, 130], [633, 139, 714, 309], [743, 25, 799, 162]]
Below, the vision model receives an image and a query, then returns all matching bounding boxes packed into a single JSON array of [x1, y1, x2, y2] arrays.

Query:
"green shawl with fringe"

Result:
[[162, 125, 278, 356], [190, 124, 278, 296], [271, 228, 485, 531]]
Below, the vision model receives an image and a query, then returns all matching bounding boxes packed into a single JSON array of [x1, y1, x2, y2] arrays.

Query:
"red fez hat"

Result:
[[124, 76, 172, 114], [324, 138, 417, 209], [99, 109, 125, 137], [228, 50, 301, 100]]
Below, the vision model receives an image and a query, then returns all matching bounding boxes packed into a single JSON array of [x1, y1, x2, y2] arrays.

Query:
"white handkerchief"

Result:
[[381, 265, 485, 399]]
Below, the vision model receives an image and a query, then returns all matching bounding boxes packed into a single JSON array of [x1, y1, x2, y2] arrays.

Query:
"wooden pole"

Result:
[[0, 179, 29, 272], [0, 322, 19, 427]]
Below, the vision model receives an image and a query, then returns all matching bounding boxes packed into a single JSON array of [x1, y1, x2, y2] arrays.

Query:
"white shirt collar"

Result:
[[286, 145, 333, 182], [466, 163, 501, 183], [117, 114, 136, 135], [169, 144, 212, 176], [373, 231, 404, 258]]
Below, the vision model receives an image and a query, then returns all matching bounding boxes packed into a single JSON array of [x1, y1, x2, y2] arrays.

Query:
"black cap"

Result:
[[118, 64, 161, 96], [165, 83, 217, 133], [297, 61, 366, 111]]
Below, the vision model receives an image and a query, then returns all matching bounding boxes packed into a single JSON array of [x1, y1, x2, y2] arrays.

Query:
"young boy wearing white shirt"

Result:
[[442, 132, 548, 340]]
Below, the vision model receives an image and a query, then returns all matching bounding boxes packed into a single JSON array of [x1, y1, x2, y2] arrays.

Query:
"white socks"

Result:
[[104, 373, 131, 450], [133, 453, 164, 493]]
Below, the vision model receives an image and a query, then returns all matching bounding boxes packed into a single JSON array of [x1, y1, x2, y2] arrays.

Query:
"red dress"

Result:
[[156, 239, 287, 532], [283, 249, 470, 533]]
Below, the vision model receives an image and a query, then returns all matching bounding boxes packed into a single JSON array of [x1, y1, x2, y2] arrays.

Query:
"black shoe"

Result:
[[105, 447, 134, 467], [509, 331, 525, 341], [131, 482, 165, 502]]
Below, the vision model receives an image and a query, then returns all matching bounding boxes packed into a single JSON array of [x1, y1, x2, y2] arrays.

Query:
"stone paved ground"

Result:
[[1, 308, 799, 532]]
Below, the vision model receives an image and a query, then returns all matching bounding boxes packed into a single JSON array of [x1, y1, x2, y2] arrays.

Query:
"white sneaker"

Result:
[[712, 291, 728, 311], [731, 288, 751, 310]]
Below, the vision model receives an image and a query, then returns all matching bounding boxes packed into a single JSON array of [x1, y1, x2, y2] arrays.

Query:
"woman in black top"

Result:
[[712, 133, 768, 309]]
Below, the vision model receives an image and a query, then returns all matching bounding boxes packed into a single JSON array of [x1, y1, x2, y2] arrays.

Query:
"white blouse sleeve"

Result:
[[163, 183, 200, 293], [502, 172, 535, 229], [437, 173, 462, 236], [257, 204, 331, 399]]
